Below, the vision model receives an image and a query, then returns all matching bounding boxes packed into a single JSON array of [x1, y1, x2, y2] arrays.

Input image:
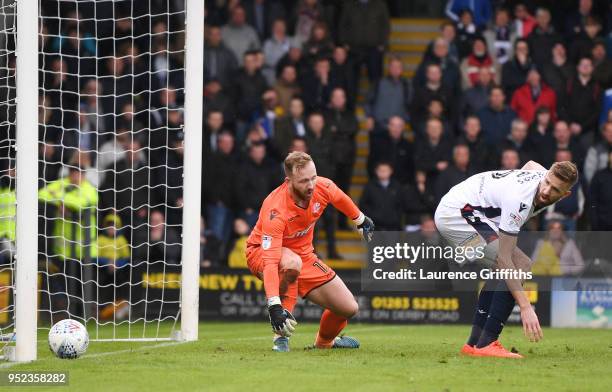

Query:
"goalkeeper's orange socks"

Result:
[[315, 309, 348, 348]]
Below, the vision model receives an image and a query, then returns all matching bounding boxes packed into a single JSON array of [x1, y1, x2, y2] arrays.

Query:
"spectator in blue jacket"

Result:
[[445, 0, 492, 30]]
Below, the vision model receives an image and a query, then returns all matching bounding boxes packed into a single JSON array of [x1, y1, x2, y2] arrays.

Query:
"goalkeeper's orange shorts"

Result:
[[246, 244, 336, 298]]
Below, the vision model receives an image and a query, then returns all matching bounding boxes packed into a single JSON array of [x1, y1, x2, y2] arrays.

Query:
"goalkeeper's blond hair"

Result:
[[284, 151, 313, 177]]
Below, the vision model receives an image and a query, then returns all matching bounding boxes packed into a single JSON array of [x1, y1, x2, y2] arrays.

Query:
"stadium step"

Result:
[[315, 236, 367, 268], [389, 43, 428, 53], [390, 18, 446, 31], [354, 159, 366, 170], [352, 175, 368, 185], [384, 53, 422, 66], [347, 18, 436, 238], [390, 30, 439, 41], [386, 18, 442, 85]]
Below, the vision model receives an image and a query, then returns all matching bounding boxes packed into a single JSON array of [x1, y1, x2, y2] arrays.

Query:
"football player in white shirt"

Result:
[[435, 160, 578, 358]]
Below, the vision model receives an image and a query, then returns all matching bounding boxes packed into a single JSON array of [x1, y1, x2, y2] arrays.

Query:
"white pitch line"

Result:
[[0, 341, 188, 368], [81, 340, 188, 360]]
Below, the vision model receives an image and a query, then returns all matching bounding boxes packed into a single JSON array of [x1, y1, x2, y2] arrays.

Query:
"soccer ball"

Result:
[[48, 319, 89, 359]]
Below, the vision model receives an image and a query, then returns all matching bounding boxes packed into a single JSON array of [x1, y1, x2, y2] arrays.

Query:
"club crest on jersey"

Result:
[[519, 203, 528, 212], [262, 235, 272, 250], [312, 202, 321, 214]]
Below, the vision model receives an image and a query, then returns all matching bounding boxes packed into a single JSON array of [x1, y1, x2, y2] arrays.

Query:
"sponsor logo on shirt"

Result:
[[262, 235, 272, 250], [286, 223, 315, 239], [516, 171, 545, 184], [519, 202, 528, 212], [509, 212, 523, 228], [491, 170, 514, 179]]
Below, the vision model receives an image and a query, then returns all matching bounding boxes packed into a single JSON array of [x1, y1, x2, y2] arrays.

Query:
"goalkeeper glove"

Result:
[[354, 213, 375, 243], [267, 299, 297, 337]]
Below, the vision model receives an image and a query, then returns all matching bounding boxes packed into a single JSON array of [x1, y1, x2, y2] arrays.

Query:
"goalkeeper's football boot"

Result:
[[272, 336, 290, 352], [472, 340, 523, 358], [331, 335, 360, 349], [460, 344, 477, 356]]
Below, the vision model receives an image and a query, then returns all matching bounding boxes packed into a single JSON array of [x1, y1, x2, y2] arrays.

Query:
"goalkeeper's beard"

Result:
[[290, 184, 314, 204]]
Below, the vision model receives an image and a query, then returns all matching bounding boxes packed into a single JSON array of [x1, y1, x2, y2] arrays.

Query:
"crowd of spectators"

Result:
[[203, 0, 612, 268], [1, 0, 612, 277]]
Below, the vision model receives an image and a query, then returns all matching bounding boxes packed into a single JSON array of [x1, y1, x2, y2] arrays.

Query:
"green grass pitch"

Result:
[[3, 322, 612, 391]]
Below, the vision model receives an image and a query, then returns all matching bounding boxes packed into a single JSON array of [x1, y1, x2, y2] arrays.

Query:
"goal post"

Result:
[[14, 0, 40, 362], [2, 0, 204, 362], [179, 0, 204, 343]]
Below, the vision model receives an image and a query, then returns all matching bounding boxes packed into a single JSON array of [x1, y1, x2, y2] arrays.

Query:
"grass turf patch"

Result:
[[3, 323, 612, 391]]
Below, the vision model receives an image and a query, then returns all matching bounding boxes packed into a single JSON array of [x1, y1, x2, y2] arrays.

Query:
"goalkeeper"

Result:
[[245, 151, 374, 352]]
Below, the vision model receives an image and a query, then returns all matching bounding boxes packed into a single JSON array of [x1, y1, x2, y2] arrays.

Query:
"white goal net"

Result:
[[1, 0, 202, 359]]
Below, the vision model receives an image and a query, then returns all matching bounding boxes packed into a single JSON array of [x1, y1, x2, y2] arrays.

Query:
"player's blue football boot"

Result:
[[272, 336, 290, 352], [332, 335, 360, 349]]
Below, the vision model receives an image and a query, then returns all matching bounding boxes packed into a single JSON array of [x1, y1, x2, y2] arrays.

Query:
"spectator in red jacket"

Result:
[[510, 68, 557, 125], [513, 3, 536, 38], [460, 37, 498, 90]]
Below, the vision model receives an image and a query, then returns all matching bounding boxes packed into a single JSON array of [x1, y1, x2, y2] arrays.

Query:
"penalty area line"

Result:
[[0, 341, 189, 368], [81, 340, 189, 360]]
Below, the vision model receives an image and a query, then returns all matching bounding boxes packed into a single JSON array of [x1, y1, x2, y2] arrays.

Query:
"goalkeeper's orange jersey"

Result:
[[246, 176, 361, 298]]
